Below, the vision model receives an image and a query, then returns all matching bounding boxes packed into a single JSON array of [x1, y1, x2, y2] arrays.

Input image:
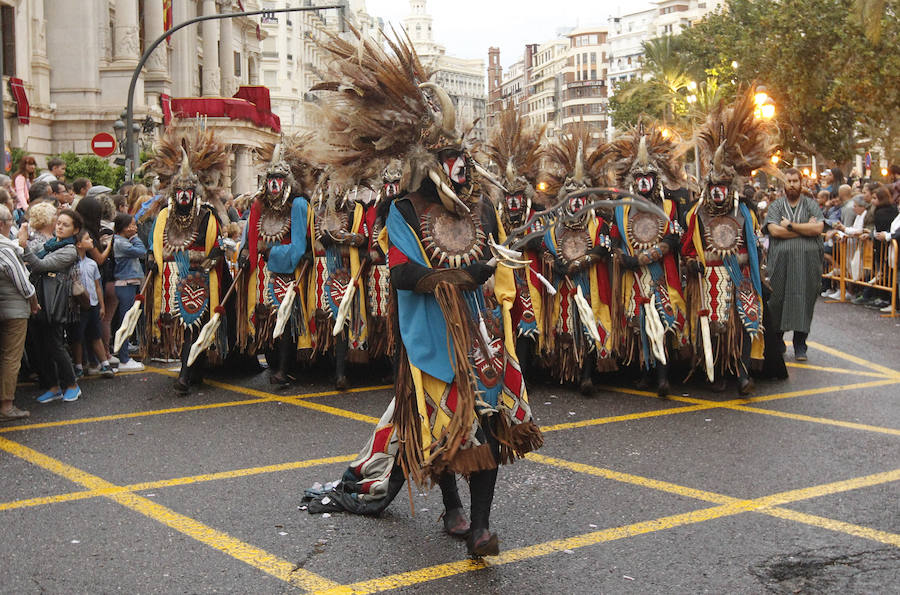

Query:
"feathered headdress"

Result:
[[308, 25, 473, 214], [145, 121, 229, 195], [694, 90, 779, 186], [482, 108, 545, 199], [604, 118, 687, 191], [539, 122, 606, 200]]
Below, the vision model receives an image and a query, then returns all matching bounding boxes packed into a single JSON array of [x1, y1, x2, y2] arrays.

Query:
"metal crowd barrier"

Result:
[[822, 234, 898, 317]]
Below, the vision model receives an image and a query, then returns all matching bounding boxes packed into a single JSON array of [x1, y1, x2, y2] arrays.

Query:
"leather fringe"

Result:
[[495, 416, 544, 465], [366, 316, 390, 360]]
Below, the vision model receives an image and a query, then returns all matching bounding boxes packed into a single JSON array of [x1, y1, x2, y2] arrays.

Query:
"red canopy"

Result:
[[170, 86, 280, 132]]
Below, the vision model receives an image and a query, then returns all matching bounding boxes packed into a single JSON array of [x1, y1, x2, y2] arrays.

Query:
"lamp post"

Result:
[[122, 4, 347, 180]]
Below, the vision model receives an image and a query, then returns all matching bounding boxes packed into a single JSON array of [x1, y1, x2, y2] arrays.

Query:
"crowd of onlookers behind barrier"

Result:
[[0, 156, 898, 422]]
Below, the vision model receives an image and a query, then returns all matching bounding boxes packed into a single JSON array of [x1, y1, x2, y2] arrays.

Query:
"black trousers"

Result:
[[33, 317, 76, 389]]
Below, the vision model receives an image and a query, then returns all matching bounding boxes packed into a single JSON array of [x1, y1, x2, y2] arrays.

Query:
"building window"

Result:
[[264, 70, 277, 86], [0, 6, 15, 77], [234, 51, 241, 77]]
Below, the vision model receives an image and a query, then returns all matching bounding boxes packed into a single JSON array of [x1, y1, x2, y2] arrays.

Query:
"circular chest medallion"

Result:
[[258, 208, 291, 244], [163, 218, 199, 253], [420, 205, 485, 268], [705, 215, 743, 256], [627, 210, 666, 250], [314, 209, 350, 241], [559, 227, 591, 264]]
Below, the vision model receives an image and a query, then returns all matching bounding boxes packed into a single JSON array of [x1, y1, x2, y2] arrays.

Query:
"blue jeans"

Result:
[[114, 284, 139, 362]]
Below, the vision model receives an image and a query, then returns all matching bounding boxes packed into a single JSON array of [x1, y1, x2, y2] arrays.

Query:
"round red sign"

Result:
[[91, 132, 117, 158]]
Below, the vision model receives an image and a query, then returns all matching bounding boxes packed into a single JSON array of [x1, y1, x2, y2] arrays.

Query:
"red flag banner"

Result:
[[164, 0, 173, 43], [8, 78, 30, 124]]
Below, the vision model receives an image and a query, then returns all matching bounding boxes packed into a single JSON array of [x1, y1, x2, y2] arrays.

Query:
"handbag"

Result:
[[36, 272, 73, 324], [71, 277, 91, 310]]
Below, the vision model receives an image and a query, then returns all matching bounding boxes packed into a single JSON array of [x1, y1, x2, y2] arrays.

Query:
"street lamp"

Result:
[[113, 117, 126, 148]]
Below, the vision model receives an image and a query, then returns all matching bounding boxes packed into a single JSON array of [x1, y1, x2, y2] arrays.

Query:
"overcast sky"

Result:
[[365, 0, 654, 70]]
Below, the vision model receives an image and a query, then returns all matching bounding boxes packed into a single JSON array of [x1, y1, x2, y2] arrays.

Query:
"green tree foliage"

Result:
[[56, 153, 125, 189], [608, 79, 666, 129], [678, 0, 899, 163]]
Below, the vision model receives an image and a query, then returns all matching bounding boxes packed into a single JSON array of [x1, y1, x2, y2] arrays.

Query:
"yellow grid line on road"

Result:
[[312, 458, 900, 594], [540, 403, 717, 433], [0, 435, 338, 592], [785, 362, 894, 379], [0, 454, 358, 513], [807, 341, 900, 378]]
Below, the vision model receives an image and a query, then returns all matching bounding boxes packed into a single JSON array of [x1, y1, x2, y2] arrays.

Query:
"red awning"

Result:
[[170, 86, 280, 133], [8, 78, 30, 124]]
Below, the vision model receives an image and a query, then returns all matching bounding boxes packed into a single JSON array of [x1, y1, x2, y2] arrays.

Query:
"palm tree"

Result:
[[639, 36, 694, 121], [854, 0, 888, 43]]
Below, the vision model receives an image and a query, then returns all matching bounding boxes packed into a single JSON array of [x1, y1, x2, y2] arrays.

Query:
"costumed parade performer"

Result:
[[682, 91, 776, 394], [235, 141, 313, 388], [142, 126, 228, 395], [604, 120, 689, 397], [482, 108, 547, 377], [309, 172, 370, 389], [301, 27, 542, 557], [362, 160, 405, 365], [539, 127, 616, 395]]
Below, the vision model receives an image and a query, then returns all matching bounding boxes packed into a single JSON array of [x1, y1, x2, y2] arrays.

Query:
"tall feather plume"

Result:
[[145, 119, 229, 191], [694, 89, 780, 181], [482, 108, 545, 188], [539, 122, 606, 198], [602, 117, 688, 187], [306, 25, 438, 190]]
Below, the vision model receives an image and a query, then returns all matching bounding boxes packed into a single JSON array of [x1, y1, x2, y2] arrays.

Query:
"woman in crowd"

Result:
[[19, 209, 83, 403], [0, 205, 39, 420], [12, 155, 37, 212]]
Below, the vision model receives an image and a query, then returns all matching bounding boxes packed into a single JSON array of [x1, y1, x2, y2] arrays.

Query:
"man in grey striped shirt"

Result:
[[764, 168, 826, 361], [0, 205, 39, 420]]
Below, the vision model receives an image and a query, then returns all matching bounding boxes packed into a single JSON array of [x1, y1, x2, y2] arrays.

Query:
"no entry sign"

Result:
[[91, 132, 117, 158]]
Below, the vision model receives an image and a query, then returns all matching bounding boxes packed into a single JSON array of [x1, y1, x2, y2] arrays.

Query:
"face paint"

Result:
[[267, 176, 285, 196], [176, 188, 194, 206], [636, 174, 655, 195], [383, 182, 399, 198], [505, 193, 524, 212], [567, 195, 586, 216], [710, 184, 730, 203], [441, 154, 467, 186]]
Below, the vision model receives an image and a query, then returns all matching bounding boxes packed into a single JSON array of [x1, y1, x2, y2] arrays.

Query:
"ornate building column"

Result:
[[114, 0, 140, 63], [218, 0, 236, 96], [143, 0, 167, 75], [201, 0, 221, 96]]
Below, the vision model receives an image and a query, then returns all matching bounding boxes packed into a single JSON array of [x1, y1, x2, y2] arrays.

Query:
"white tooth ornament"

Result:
[[332, 265, 365, 336], [697, 273, 715, 382], [113, 271, 154, 354], [274, 281, 297, 339], [574, 285, 602, 344], [530, 267, 557, 295], [187, 311, 220, 366], [643, 293, 667, 366]]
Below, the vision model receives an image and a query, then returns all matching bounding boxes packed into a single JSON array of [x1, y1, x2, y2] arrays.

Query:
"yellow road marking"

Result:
[[126, 454, 357, 492], [740, 379, 900, 404], [540, 403, 716, 433], [0, 398, 269, 434], [785, 362, 893, 379], [764, 508, 900, 548], [280, 396, 381, 425], [325, 458, 900, 594], [807, 341, 900, 378], [314, 502, 753, 595], [526, 453, 735, 504], [726, 404, 900, 436], [0, 435, 338, 591], [0, 454, 356, 513]]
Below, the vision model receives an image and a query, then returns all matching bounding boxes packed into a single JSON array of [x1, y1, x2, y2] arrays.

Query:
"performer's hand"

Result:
[[686, 259, 704, 275], [464, 261, 496, 285], [619, 252, 640, 270], [238, 251, 250, 270], [147, 259, 159, 274], [350, 233, 367, 247]]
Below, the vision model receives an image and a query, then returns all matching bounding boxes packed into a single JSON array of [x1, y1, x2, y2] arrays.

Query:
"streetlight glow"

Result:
[[661, 128, 671, 139], [760, 103, 776, 119], [881, 167, 889, 177], [688, 80, 698, 90], [771, 154, 780, 164], [686, 94, 697, 104], [803, 168, 810, 177]]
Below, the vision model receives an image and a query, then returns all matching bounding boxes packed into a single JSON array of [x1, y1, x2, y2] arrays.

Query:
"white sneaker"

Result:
[[880, 304, 894, 313], [86, 366, 101, 376], [825, 289, 842, 300], [108, 356, 120, 366], [118, 359, 145, 372]]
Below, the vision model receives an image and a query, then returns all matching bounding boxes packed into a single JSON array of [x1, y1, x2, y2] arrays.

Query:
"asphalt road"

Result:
[[1, 297, 898, 594]]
